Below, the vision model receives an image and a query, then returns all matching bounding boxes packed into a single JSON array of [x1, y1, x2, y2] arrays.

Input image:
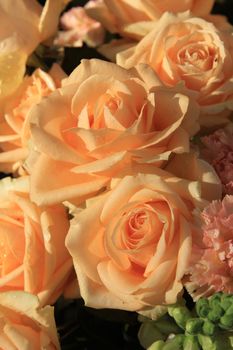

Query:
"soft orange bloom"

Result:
[[65, 153, 221, 314], [117, 12, 233, 126], [86, 0, 214, 38], [0, 65, 66, 175], [0, 291, 60, 350], [25, 59, 199, 206], [0, 176, 72, 306], [55, 6, 105, 48], [0, 0, 66, 100]]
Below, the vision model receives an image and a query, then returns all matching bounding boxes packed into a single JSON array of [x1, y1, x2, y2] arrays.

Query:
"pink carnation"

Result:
[[201, 123, 233, 195], [54, 5, 105, 48], [187, 195, 233, 297]]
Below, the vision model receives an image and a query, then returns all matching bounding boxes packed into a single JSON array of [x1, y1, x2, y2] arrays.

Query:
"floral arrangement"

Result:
[[0, 0, 233, 349]]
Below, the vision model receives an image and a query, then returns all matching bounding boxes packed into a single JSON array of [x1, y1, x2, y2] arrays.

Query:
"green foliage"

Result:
[[139, 293, 233, 350]]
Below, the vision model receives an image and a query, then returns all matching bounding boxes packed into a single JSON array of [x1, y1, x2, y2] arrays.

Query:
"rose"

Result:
[[0, 291, 60, 349], [0, 0, 65, 101], [0, 176, 72, 306], [86, 0, 214, 38], [0, 65, 66, 175], [54, 6, 105, 48], [26, 59, 199, 206], [65, 153, 221, 314], [0, 65, 65, 174], [117, 12, 233, 126]]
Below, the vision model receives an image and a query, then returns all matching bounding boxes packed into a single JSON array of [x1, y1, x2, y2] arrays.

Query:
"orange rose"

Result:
[[26, 59, 199, 206], [65, 154, 221, 313], [0, 176, 72, 306], [0, 0, 65, 100], [86, 0, 214, 38], [0, 65, 66, 175], [0, 291, 60, 349], [117, 12, 233, 126]]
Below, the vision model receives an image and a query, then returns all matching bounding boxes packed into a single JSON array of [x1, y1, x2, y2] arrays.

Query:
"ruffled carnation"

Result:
[[54, 5, 105, 48], [186, 195, 233, 299], [201, 123, 233, 195]]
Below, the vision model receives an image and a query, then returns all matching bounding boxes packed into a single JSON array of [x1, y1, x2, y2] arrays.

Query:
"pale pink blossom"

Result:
[[186, 195, 233, 299], [201, 123, 233, 195], [54, 5, 105, 48]]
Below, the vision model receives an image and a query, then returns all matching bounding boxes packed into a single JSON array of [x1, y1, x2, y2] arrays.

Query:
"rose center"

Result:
[[106, 97, 119, 112], [0, 236, 7, 276], [128, 211, 146, 231], [124, 207, 162, 250], [87, 93, 121, 129], [177, 44, 216, 71]]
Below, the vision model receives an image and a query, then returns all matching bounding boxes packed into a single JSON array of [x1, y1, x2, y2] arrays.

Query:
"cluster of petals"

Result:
[[86, 0, 214, 37], [186, 195, 233, 299], [0, 1, 232, 344], [201, 123, 233, 195], [66, 153, 221, 315], [0, 0, 66, 100], [0, 291, 60, 350], [25, 59, 200, 206], [0, 176, 72, 306], [0, 65, 65, 174], [116, 11, 233, 126], [55, 4, 105, 48]]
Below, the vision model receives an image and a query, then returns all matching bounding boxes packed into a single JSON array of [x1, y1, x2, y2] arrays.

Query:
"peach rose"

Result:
[[54, 6, 105, 48], [0, 0, 65, 100], [0, 65, 66, 175], [26, 59, 199, 206], [65, 153, 221, 313], [0, 176, 72, 306], [0, 291, 60, 349], [117, 12, 233, 126], [86, 0, 214, 38]]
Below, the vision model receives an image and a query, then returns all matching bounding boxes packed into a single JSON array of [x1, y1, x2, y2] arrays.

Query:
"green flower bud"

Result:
[[229, 336, 233, 347], [196, 298, 210, 318], [168, 306, 191, 330], [148, 340, 165, 350], [155, 316, 181, 335], [225, 304, 233, 316], [220, 314, 233, 329], [209, 293, 222, 308], [207, 305, 224, 323], [183, 335, 201, 350], [186, 318, 204, 335], [220, 294, 233, 311], [163, 334, 184, 350], [202, 320, 215, 336], [197, 334, 216, 350], [138, 322, 165, 349]]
